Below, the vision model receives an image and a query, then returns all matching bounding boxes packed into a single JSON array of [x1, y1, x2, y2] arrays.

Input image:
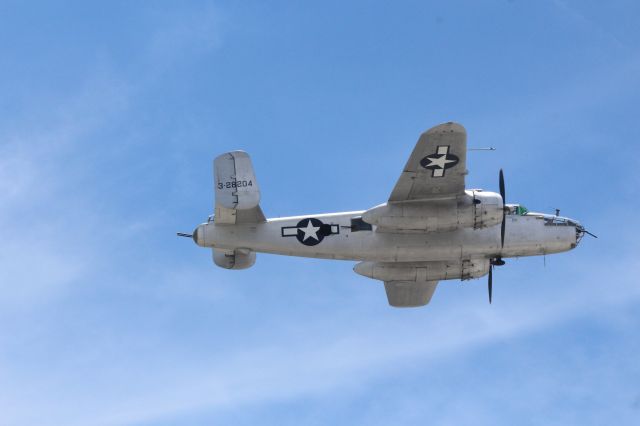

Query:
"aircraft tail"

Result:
[[213, 151, 266, 224]]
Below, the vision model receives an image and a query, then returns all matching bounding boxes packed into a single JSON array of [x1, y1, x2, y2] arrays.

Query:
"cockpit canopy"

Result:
[[505, 204, 529, 216]]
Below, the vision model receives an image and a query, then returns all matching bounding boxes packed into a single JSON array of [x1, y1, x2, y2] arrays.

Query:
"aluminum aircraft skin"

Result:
[[180, 122, 594, 308]]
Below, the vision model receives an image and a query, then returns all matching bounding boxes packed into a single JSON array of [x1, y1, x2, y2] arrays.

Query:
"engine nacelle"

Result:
[[213, 248, 256, 270], [354, 259, 489, 282], [362, 190, 502, 232]]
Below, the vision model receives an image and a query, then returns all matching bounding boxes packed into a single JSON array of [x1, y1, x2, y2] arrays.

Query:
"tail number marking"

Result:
[[217, 180, 253, 190]]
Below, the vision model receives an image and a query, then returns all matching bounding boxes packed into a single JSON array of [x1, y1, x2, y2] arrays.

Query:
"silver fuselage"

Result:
[[195, 210, 580, 263]]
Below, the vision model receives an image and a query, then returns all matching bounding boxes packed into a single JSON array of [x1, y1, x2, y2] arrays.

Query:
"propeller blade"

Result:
[[488, 265, 493, 304], [499, 169, 505, 203], [499, 169, 506, 248], [177, 232, 193, 238], [583, 229, 598, 239]]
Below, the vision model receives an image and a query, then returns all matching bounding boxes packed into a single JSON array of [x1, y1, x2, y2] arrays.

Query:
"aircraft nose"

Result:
[[568, 218, 597, 243]]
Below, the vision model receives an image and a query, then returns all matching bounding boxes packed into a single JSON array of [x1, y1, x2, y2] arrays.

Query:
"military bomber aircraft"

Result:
[[179, 122, 595, 307]]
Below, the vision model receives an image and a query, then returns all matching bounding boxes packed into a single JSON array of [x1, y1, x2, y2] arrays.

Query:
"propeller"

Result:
[[485, 170, 508, 303], [177, 232, 193, 238], [499, 169, 506, 248], [488, 265, 493, 304], [488, 257, 505, 304]]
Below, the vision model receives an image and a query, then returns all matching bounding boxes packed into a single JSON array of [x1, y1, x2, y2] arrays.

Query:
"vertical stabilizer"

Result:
[[213, 151, 265, 224]]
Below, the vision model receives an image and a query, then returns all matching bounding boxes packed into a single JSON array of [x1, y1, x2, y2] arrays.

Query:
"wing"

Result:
[[384, 281, 439, 308], [389, 122, 467, 202]]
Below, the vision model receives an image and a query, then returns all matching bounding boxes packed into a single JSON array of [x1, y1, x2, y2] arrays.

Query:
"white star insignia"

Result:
[[299, 220, 320, 241], [427, 154, 456, 169]]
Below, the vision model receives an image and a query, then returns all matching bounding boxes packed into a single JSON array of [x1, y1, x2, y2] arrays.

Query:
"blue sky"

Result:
[[1, 1, 639, 425]]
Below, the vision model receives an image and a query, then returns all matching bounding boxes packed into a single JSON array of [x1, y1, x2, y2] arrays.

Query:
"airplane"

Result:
[[178, 122, 596, 307]]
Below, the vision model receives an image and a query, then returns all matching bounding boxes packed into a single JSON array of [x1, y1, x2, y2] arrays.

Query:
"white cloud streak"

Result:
[[1, 249, 633, 426]]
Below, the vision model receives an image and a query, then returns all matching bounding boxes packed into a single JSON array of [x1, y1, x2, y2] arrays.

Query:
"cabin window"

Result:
[[351, 216, 373, 232]]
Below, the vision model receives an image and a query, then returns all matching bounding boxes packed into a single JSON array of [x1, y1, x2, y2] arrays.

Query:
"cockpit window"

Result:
[[506, 204, 529, 216], [544, 216, 576, 227]]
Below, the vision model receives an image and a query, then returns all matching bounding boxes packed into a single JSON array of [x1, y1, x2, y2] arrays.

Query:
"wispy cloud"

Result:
[[0, 245, 631, 426], [0, 1, 223, 312], [0, 6, 225, 424]]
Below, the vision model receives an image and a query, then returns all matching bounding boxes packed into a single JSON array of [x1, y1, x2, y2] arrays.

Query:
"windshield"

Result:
[[506, 204, 529, 216], [515, 205, 528, 215]]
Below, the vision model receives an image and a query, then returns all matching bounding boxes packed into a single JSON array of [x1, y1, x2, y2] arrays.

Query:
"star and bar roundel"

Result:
[[420, 145, 459, 177], [281, 218, 339, 246]]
